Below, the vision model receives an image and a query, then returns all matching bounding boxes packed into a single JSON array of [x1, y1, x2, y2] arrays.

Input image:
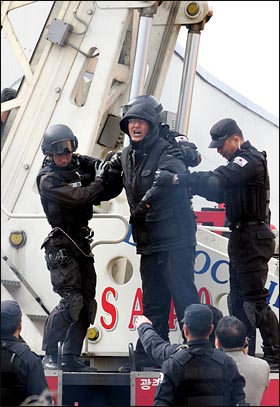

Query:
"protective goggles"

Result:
[[127, 118, 149, 125], [51, 139, 76, 154]]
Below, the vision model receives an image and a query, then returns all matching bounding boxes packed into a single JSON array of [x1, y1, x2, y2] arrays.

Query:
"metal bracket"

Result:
[[46, 13, 98, 59]]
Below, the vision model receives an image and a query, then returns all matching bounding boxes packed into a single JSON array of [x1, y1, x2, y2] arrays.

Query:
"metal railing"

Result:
[[1, 203, 130, 247]]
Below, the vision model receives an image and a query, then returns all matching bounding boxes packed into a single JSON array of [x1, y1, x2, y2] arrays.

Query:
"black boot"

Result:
[[257, 305, 279, 371], [119, 350, 160, 373], [62, 355, 97, 372], [42, 354, 58, 370], [262, 346, 280, 372]]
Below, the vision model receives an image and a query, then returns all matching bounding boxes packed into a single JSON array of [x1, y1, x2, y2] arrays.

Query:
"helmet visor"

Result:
[[51, 139, 76, 154]]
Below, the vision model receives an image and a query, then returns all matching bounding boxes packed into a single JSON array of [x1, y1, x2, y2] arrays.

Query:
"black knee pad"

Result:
[[256, 303, 273, 327], [63, 293, 84, 322], [243, 301, 257, 329]]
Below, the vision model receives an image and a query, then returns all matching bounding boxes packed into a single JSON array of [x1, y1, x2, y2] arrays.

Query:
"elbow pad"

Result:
[[189, 172, 223, 202]]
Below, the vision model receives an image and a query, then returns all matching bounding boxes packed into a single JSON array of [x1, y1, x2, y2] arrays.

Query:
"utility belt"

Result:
[[49, 226, 94, 241], [43, 226, 94, 258], [229, 220, 264, 231]]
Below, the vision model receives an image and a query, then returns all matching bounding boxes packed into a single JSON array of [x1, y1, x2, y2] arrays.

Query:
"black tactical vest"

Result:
[[1, 341, 28, 406], [37, 161, 93, 229], [172, 348, 230, 406], [226, 149, 270, 224]]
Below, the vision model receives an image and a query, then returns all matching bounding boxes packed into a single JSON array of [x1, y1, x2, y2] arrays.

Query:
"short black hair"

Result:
[[206, 304, 223, 347], [215, 316, 247, 349]]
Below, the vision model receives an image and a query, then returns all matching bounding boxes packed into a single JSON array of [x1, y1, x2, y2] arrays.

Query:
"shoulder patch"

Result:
[[175, 135, 188, 143], [233, 156, 248, 167]]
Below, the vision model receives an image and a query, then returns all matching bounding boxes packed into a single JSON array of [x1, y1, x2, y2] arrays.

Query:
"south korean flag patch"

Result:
[[233, 156, 248, 167]]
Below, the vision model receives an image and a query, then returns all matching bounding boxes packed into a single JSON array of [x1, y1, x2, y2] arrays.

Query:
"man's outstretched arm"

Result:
[[135, 316, 179, 367]]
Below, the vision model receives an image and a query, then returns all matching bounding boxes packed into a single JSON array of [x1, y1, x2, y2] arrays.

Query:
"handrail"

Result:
[[1, 203, 130, 247], [197, 225, 230, 232], [1, 203, 46, 218], [2, 203, 229, 231], [90, 214, 130, 248], [2, 203, 230, 240]]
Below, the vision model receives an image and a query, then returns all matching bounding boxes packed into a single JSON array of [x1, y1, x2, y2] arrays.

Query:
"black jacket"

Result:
[[36, 154, 120, 232], [154, 339, 247, 406], [187, 141, 271, 224], [1, 335, 50, 406], [118, 104, 197, 254], [137, 322, 181, 366]]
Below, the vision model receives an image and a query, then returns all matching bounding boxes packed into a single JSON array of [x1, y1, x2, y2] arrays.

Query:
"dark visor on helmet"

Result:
[[51, 139, 76, 154]]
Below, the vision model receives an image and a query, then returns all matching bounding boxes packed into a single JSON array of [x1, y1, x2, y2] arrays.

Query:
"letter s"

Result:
[[100, 287, 118, 331]]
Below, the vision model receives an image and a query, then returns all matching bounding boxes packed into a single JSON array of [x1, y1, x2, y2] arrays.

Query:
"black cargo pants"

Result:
[[228, 223, 279, 354], [42, 231, 96, 357]]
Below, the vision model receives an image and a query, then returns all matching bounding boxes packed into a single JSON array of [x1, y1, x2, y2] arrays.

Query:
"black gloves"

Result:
[[94, 160, 109, 180], [180, 142, 202, 167], [105, 151, 122, 170], [152, 169, 198, 188], [132, 200, 150, 221], [153, 169, 177, 186], [167, 144, 185, 160], [167, 140, 202, 167]]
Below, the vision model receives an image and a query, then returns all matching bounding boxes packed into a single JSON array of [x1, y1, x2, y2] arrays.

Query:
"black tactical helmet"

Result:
[[1, 88, 17, 103], [122, 94, 163, 116], [41, 124, 78, 155]]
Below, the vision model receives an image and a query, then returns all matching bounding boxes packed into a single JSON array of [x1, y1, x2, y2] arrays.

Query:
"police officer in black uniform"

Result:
[[134, 305, 223, 368], [37, 124, 119, 372], [153, 304, 248, 406], [1, 300, 51, 406], [154, 118, 279, 369]]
